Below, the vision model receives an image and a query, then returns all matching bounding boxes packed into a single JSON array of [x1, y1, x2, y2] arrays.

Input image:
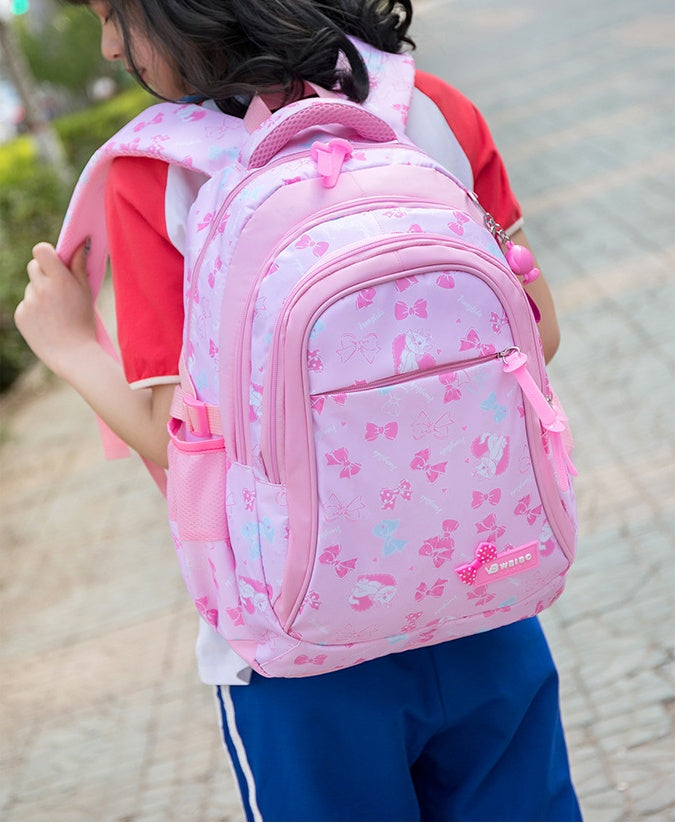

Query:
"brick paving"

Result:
[[1, 0, 674, 820]]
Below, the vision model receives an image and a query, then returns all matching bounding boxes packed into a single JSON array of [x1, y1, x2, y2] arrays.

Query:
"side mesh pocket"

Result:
[[167, 418, 229, 542]]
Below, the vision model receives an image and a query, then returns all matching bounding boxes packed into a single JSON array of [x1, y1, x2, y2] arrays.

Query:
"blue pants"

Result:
[[216, 618, 581, 822]]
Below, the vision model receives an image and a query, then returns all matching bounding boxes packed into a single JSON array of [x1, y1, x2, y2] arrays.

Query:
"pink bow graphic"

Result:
[[471, 489, 502, 509], [356, 287, 376, 309], [475, 513, 506, 542], [411, 411, 453, 440], [380, 480, 412, 510], [242, 488, 256, 512], [455, 542, 498, 585], [394, 299, 428, 320], [459, 329, 497, 356], [410, 448, 448, 482], [490, 311, 507, 333], [319, 545, 357, 578], [294, 654, 328, 666], [324, 493, 365, 521], [365, 421, 398, 442], [326, 447, 361, 478], [514, 494, 543, 525], [295, 234, 329, 257], [436, 272, 455, 289], [336, 333, 381, 364], [195, 597, 218, 627], [418, 519, 458, 567], [225, 605, 245, 627], [307, 349, 324, 373], [448, 212, 469, 235], [415, 578, 448, 601], [439, 372, 462, 403], [197, 211, 215, 232], [394, 276, 419, 293]]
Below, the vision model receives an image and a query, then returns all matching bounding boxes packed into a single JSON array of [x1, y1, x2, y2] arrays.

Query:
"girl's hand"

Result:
[[15, 241, 96, 378]]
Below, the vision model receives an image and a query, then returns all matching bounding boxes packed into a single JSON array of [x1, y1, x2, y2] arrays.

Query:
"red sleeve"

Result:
[[105, 156, 185, 387], [414, 70, 522, 231]]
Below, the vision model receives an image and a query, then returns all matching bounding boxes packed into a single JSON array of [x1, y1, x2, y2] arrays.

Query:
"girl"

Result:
[[15, 1, 580, 820]]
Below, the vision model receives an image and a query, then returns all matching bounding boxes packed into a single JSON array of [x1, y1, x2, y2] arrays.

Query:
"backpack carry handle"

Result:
[[245, 99, 398, 169]]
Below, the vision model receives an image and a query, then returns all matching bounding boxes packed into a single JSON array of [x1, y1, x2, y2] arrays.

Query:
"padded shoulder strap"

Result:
[[57, 102, 244, 298], [350, 38, 416, 130], [55, 101, 246, 474]]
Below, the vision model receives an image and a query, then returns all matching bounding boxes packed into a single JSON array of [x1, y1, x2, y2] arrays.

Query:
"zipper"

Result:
[[311, 350, 501, 400], [232, 198, 462, 464], [255, 235, 565, 631], [186, 141, 457, 342], [258, 233, 538, 484]]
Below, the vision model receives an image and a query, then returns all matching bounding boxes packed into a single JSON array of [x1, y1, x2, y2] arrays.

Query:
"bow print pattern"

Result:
[[326, 447, 362, 478], [459, 329, 497, 356], [336, 333, 381, 363], [471, 489, 502, 509], [394, 299, 428, 320], [436, 272, 455, 289], [380, 480, 413, 510], [514, 494, 543, 525], [415, 578, 448, 601], [439, 372, 462, 403], [455, 542, 498, 585], [294, 654, 328, 666], [411, 411, 453, 440], [365, 421, 398, 442], [373, 520, 408, 556], [410, 448, 448, 482], [448, 212, 469, 235], [295, 234, 329, 256], [324, 493, 366, 521], [356, 287, 376, 309], [195, 596, 218, 627], [481, 392, 507, 423], [490, 311, 508, 333], [394, 275, 419, 293], [418, 519, 459, 567], [241, 522, 260, 558], [225, 605, 245, 627], [475, 513, 506, 542], [319, 545, 357, 578]]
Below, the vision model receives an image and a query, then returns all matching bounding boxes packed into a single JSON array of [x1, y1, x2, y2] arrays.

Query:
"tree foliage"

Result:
[[0, 87, 151, 392], [17, 5, 123, 101]]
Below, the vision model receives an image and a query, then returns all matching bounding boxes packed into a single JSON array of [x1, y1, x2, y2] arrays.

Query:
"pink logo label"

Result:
[[456, 541, 539, 586]]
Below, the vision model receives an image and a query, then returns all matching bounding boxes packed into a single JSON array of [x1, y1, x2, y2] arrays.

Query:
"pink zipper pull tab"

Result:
[[311, 138, 353, 188], [501, 349, 559, 430], [501, 349, 576, 490]]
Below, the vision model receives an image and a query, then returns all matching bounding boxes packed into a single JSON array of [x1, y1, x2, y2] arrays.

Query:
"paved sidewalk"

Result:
[[1, 0, 674, 820]]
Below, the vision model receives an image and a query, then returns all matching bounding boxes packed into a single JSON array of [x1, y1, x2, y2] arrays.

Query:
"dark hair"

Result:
[[75, 0, 414, 115]]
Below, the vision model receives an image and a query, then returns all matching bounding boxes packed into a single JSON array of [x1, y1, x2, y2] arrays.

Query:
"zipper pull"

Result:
[[311, 138, 353, 188], [504, 241, 540, 284], [501, 349, 577, 490]]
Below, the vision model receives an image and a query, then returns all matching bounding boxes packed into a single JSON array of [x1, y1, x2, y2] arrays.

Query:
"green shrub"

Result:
[[0, 88, 152, 393]]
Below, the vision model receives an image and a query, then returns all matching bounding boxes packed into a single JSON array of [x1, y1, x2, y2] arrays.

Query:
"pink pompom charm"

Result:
[[504, 242, 540, 284]]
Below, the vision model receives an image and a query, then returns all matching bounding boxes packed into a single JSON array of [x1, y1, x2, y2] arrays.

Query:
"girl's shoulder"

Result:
[[411, 69, 521, 231], [413, 70, 496, 157]]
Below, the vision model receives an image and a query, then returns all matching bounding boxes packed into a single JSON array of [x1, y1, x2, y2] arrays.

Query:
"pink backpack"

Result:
[[57, 42, 577, 677]]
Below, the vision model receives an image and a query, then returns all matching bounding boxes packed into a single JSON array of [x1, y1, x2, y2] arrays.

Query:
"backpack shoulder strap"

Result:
[[350, 38, 416, 130], [55, 101, 246, 473]]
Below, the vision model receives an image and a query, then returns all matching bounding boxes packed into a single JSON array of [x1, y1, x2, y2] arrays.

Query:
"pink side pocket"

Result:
[[167, 418, 229, 542]]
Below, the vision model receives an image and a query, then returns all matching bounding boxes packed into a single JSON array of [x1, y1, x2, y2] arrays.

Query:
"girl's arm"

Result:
[[509, 228, 560, 363], [14, 242, 173, 468]]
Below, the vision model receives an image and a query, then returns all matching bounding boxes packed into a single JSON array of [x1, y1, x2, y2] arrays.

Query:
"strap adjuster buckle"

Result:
[[183, 394, 211, 437]]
